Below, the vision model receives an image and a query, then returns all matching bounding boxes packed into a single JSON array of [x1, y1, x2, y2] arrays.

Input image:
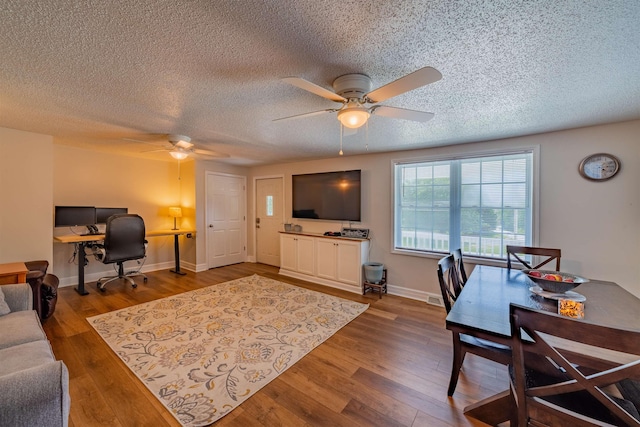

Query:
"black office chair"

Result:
[[93, 214, 148, 291]]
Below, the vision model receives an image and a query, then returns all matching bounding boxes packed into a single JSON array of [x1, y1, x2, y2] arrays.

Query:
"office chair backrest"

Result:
[[102, 214, 146, 264], [437, 254, 462, 313], [509, 304, 640, 426], [506, 245, 561, 271]]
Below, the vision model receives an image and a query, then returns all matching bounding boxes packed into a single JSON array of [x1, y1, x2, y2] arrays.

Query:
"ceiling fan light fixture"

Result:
[[168, 134, 193, 150], [337, 103, 370, 129], [170, 149, 189, 160]]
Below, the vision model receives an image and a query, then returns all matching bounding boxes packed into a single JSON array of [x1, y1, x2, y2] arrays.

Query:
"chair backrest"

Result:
[[509, 304, 640, 426], [506, 245, 561, 271], [451, 248, 468, 285], [437, 255, 462, 313], [102, 214, 146, 264]]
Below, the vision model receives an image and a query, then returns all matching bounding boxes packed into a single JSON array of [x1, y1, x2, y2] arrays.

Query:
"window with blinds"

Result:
[[393, 150, 534, 259]]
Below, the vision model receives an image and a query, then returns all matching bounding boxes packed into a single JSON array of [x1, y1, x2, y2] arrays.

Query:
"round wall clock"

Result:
[[578, 153, 620, 181]]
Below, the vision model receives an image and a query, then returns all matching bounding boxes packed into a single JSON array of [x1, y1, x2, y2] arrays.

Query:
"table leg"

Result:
[[463, 389, 513, 426], [170, 234, 186, 275], [75, 242, 89, 295]]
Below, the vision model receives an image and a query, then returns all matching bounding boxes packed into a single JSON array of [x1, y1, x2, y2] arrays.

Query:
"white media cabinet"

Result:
[[279, 232, 370, 294]]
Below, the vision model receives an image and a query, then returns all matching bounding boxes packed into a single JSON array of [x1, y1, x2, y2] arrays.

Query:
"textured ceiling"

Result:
[[1, 1, 639, 165]]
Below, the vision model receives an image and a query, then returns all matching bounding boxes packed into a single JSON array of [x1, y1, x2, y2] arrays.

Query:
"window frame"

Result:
[[390, 146, 540, 264]]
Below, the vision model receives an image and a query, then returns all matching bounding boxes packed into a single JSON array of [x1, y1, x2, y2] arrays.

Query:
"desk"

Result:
[[146, 230, 193, 276], [54, 229, 195, 295], [446, 265, 640, 425], [0, 262, 28, 285]]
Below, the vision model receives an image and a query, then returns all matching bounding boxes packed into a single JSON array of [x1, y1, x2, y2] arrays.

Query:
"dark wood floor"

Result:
[[43, 263, 507, 426]]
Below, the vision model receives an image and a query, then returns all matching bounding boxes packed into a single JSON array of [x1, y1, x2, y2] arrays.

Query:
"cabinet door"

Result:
[[316, 239, 337, 280], [280, 234, 297, 271], [296, 236, 315, 276], [336, 240, 361, 286]]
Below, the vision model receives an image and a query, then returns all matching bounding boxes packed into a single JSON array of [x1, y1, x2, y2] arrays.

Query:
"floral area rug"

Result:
[[88, 274, 369, 426]]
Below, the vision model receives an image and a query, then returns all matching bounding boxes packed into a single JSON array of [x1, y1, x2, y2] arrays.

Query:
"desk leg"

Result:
[[170, 234, 186, 275], [75, 242, 89, 295]]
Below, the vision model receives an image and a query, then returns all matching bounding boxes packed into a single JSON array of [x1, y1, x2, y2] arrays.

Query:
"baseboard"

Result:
[[58, 261, 445, 309], [58, 261, 196, 288], [278, 269, 363, 295], [278, 268, 445, 307], [385, 284, 444, 306]]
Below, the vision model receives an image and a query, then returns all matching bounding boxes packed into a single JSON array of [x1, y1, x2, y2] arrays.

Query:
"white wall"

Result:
[[3, 121, 638, 300], [248, 120, 640, 299], [52, 145, 197, 283], [0, 127, 54, 263]]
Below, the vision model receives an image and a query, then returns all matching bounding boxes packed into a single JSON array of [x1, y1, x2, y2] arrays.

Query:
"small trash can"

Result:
[[363, 262, 384, 284]]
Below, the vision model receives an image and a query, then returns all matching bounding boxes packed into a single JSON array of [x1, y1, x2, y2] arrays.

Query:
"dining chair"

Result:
[[451, 248, 468, 286], [506, 245, 561, 271], [437, 255, 511, 396], [509, 303, 640, 426]]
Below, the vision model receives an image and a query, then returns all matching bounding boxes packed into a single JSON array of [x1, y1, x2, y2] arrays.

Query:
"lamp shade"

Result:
[[337, 104, 370, 129], [168, 207, 182, 218], [170, 149, 189, 160]]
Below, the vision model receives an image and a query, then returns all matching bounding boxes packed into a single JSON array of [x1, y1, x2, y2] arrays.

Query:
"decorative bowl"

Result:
[[523, 269, 589, 293]]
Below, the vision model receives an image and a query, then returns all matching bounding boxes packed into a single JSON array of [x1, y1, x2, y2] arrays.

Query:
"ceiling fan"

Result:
[[274, 66, 442, 129], [125, 134, 228, 160]]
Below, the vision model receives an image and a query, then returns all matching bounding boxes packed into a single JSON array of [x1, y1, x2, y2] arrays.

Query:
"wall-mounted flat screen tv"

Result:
[[54, 206, 97, 227], [292, 170, 361, 221]]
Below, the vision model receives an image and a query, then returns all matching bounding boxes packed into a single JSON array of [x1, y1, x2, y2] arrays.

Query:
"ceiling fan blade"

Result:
[[193, 148, 229, 158], [140, 148, 170, 153], [273, 109, 337, 122], [372, 106, 435, 122], [365, 67, 442, 103], [282, 77, 346, 102]]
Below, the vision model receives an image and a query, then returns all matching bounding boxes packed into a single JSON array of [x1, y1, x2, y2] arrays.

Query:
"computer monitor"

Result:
[[96, 207, 128, 224], [54, 206, 96, 227]]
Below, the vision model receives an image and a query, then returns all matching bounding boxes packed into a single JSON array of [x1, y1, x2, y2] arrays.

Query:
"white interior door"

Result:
[[256, 177, 283, 266], [206, 173, 246, 268]]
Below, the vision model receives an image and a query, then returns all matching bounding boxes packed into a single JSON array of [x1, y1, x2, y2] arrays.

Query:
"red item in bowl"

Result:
[[523, 269, 589, 293]]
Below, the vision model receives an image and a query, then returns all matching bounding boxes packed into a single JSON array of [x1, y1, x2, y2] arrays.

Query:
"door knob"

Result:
[[208, 224, 214, 228]]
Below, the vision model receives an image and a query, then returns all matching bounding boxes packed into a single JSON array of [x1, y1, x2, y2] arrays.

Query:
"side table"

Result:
[[0, 262, 28, 285], [363, 268, 387, 299]]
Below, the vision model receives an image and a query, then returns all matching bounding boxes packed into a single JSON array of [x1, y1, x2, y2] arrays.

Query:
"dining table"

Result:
[[445, 264, 640, 426]]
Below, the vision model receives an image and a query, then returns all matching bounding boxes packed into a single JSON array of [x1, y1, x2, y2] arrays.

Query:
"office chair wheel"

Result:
[[132, 283, 137, 288], [97, 282, 106, 292], [144, 277, 148, 283]]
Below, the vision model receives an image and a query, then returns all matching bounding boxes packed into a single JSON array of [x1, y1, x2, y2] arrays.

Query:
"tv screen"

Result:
[[292, 170, 361, 221], [96, 207, 128, 224], [54, 206, 96, 227]]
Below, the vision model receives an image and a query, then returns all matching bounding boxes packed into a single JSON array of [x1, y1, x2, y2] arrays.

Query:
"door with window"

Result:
[[206, 172, 246, 268], [256, 177, 283, 266]]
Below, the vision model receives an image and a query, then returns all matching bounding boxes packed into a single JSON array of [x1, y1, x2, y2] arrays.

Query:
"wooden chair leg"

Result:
[[448, 333, 466, 396]]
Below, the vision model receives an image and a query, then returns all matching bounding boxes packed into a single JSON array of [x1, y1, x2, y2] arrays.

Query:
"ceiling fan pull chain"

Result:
[[365, 121, 369, 151], [339, 123, 344, 156]]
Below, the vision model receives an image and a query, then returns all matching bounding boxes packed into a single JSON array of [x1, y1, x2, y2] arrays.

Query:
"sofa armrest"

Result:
[[0, 361, 70, 427], [1, 283, 33, 312]]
